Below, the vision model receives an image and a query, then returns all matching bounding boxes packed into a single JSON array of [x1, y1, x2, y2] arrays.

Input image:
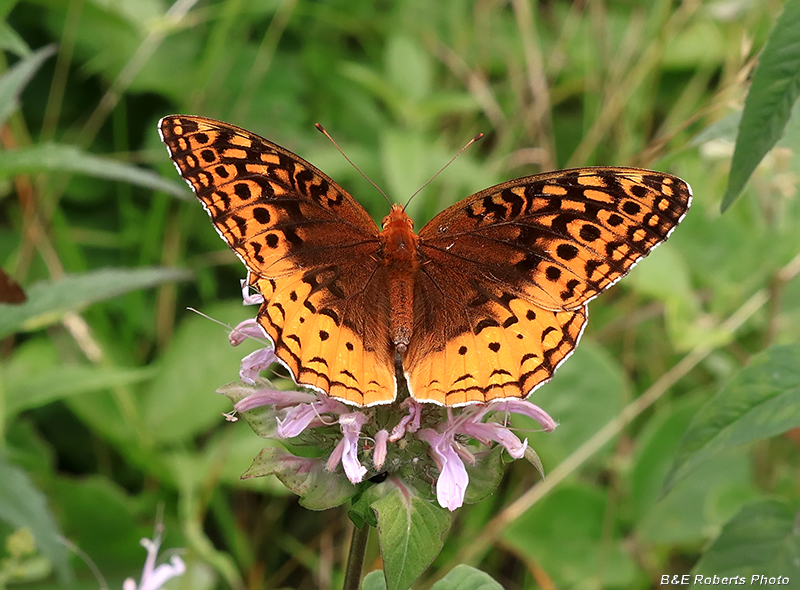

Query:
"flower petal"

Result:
[[240, 277, 265, 306], [488, 399, 557, 432], [373, 429, 389, 470], [239, 348, 277, 384], [229, 319, 266, 346], [460, 421, 528, 459], [277, 404, 321, 438], [234, 389, 317, 412], [338, 413, 368, 484], [389, 399, 423, 442], [417, 429, 469, 511]]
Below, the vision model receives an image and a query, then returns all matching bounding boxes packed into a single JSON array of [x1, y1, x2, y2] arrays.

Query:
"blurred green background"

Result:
[[1, 0, 799, 588]]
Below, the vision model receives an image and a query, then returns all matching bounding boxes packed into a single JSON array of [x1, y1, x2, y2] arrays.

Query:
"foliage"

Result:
[[1, 0, 799, 589]]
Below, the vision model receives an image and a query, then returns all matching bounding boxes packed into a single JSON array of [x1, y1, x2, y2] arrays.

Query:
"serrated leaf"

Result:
[[0, 144, 189, 198], [431, 564, 504, 590], [241, 447, 357, 510], [722, 0, 800, 211], [661, 344, 800, 496], [372, 480, 450, 590], [692, 500, 800, 581], [0, 44, 55, 127], [0, 458, 71, 583], [0, 267, 192, 339]]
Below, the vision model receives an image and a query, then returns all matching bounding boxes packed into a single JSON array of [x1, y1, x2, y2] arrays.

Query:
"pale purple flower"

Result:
[[227, 319, 276, 383], [373, 429, 389, 470], [329, 412, 368, 483], [488, 399, 557, 432], [234, 388, 317, 412], [389, 398, 423, 442], [224, 304, 559, 512], [460, 420, 528, 458], [416, 400, 556, 510], [229, 318, 266, 346], [276, 395, 348, 438], [240, 277, 265, 305], [122, 533, 185, 590], [417, 428, 469, 510], [239, 348, 278, 384]]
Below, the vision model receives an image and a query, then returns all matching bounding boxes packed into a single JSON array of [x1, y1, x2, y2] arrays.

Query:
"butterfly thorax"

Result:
[[380, 204, 419, 354]]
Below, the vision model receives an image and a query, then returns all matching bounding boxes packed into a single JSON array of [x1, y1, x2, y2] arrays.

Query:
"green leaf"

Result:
[[503, 483, 638, 588], [0, 267, 192, 339], [517, 342, 628, 464], [0, 21, 32, 57], [0, 144, 189, 198], [661, 344, 800, 495], [692, 500, 800, 582], [372, 480, 451, 590], [362, 570, 388, 590], [141, 302, 260, 444], [430, 564, 504, 590], [350, 481, 394, 529], [0, 457, 71, 583], [241, 447, 358, 510], [217, 379, 283, 439], [0, 44, 55, 127], [463, 446, 504, 504], [385, 35, 432, 102], [5, 364, 155, 418], [722, 0, 800, 211]]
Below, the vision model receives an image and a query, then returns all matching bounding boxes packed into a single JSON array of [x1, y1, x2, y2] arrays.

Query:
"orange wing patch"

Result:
[[405, 300, 587, 405], [252, 273, 396, 406]]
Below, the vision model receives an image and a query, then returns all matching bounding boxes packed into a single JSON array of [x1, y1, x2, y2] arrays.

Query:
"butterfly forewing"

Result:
[[159, 115, 396, 406], [418, 167, 691, 311]]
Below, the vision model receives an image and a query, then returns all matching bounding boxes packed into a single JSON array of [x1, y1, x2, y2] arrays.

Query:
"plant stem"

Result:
[[343, 523, 370, 590]]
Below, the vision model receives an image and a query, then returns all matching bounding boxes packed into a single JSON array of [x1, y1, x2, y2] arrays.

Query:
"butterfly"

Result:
[[159, 115, 691, 407]]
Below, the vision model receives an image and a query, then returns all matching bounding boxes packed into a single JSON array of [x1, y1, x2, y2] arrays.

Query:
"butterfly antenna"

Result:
[[404, 133, 484, 209], [315, 123, 392, 206], [187, 307, 234, 330]]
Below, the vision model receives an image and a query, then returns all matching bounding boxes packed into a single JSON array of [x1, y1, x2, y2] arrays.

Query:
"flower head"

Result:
[[224, 305, 557, 512]]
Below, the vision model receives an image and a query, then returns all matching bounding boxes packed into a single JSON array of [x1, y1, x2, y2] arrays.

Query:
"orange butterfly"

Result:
[[159, 116, 691, 407]]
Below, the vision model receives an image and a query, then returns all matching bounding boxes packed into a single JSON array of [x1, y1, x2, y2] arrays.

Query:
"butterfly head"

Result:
[[381, 203, 414, 232], [380, 204, 419, 268]]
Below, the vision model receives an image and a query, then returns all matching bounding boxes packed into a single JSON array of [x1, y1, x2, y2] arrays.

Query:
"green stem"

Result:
[[343, 523, 370, 590]]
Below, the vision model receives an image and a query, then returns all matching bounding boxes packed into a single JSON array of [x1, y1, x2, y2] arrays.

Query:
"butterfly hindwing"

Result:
[[160, 115, 396, 406]]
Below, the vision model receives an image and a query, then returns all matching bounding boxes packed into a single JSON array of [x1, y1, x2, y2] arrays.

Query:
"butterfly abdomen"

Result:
[[380, 204, 420, 354]]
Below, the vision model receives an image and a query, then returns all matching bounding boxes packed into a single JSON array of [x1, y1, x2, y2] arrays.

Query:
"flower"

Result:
[[329, 412, 369, 483], [225, 308, 557, 512], [122, 532, 185, 590], [373, 429, 389, 470], [416, 400, 557, 510], [416, 427, 470, 511]]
